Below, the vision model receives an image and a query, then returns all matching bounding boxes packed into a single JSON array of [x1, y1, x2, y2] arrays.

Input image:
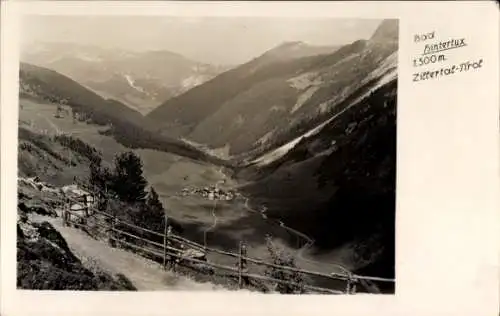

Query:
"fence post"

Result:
[[163, 216, 168, 270], [83, 194, 89, 217], [62, 197, 66, 226], [346, 277, 352, 294], [64, 198, 70, 227], [81, 195, 88, 227], [90, 194, 95, 216], [166, 225, 172, 269], [238, 241, 243, 288], [346, 272, 356, 294], [351, 278, 357, 294], [168, 226, 178, 271], [62, 204, 67, 227], [238, 241, 248, 288], [109, 215, 116, 248]]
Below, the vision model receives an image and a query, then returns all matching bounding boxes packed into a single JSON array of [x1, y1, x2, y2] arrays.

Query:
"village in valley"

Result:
[[181, 184, 240, 201]]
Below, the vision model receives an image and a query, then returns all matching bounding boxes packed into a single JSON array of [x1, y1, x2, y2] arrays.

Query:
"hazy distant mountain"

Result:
[[21, 42, 229, 114], [148, 19, 397, 157]]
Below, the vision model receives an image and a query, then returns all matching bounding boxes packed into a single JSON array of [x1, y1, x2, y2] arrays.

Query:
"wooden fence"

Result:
[[60, 193, 394, 294]]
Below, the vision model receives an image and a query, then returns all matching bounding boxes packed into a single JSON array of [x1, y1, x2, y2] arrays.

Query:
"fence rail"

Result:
[[60, 190, 394, 294]]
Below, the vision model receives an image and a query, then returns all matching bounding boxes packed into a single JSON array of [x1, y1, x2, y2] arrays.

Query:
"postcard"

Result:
[[1, 1, 498, 316]]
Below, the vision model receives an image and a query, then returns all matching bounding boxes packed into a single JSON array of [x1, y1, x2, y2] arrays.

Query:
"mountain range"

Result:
[[147, 19, 397, 160], [21, 42, 229, 114]]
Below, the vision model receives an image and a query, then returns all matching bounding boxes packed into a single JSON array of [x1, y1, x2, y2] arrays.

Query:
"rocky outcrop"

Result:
[[16, 190, 137, 291]]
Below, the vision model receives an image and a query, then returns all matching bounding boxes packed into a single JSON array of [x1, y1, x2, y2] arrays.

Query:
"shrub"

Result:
[[110, 151, 147, 204], [264, 235, 305, 294], [53, 134, 102, 163]]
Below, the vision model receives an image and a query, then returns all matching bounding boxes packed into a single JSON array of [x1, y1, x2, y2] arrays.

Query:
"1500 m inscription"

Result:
[[413, 54, 446, 67]]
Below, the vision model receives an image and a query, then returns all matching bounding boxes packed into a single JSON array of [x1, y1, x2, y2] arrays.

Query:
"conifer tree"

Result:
[[146, 187, 163, 212], [264, 235, 305, 294], [111, 151, 147, 204]]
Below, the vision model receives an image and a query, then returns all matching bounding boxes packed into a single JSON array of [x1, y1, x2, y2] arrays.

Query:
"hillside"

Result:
[[18, 63, 230, 167], [17, 179, 241, 291], [227, 19, 399, 282], [20, 62, 143, 125], [18, 126, 98, 185], [148, 19, 397, 157], [147, 43, 337, 138], [17, 216, 137, 290], [17, 182, 138, 290], [21, 42, 228, 114]]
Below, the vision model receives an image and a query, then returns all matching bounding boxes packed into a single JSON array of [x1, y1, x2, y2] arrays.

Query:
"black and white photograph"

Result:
[[16, 15, 398, 294]]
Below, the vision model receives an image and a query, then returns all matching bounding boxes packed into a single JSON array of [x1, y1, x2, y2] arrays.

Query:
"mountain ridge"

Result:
[[148, 19, 398, 158]]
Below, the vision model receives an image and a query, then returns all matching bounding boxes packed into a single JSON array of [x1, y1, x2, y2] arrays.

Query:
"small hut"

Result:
[[62, 184, 95, 215]]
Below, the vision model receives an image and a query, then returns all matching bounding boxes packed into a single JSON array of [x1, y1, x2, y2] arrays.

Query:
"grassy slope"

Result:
[[18, 125, 92, 186], [20, 62, 142, 124]]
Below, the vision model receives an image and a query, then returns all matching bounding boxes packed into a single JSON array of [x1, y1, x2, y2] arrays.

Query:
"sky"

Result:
[[21, 16, 382, 65]]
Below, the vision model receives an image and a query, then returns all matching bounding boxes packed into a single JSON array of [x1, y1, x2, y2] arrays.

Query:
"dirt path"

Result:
[[31, 214, 235, 292]]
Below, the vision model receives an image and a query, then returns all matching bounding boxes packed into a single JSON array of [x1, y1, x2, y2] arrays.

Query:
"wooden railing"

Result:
[[60, 192, 394, 294]]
